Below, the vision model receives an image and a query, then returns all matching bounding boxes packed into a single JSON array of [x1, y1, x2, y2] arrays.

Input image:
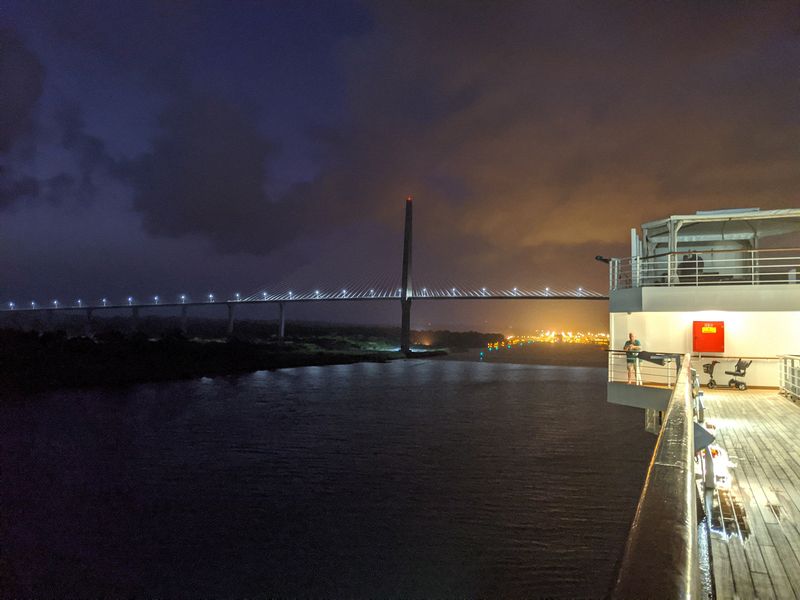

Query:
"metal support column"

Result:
[[180, 304, 188, 335], [226, 303, 235, 336], [400, 195, 413, 356]]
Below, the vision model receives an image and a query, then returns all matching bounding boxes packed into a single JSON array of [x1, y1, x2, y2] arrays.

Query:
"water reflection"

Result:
[[2, 359, 654, 597]]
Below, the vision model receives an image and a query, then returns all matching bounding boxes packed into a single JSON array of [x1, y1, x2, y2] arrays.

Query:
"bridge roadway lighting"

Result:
[[341, 289, 347, 297], [262, 292, 268, 300], [154, 296, 159, 304], [8, 302, 15, 310], [77, 299, 82, 307], [482, 287, 487, 296], [208, 293, 214, 303], [235, 293, 240, 302], [370, 289, 374, 297], [315, 290, 320, 298], [288, 291, 293, 299], [180, 294, 186, 304], [53, 300, 59, 308], [128, 297, 133, 305], [31, 301, 36, 309], [102, 298, 108, 306], [513, 287, 518, 296]]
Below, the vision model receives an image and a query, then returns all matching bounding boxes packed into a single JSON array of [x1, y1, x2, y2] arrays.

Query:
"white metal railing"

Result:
[[608, 350, 680, 387], [610, 247, 800, 290], [780, 355, 800, 402], [612, 354, 705, 598]]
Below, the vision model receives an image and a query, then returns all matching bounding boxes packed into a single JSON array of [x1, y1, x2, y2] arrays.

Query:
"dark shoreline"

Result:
[[0, 325, 491, 393]]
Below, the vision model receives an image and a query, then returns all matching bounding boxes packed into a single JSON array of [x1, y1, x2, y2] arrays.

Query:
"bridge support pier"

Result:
[[44, 309, 54, 333], [400, 195, 413, 356], [180, 304, 189, 335], [85, 308, 94, 337], [278, 302, 286, 340], [226, 303, 236, 336], [401, 299, 412, 355], [131, 306, 140, 333]]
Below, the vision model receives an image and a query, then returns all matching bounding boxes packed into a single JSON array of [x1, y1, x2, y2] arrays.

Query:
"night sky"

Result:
[[2, 1, 798, 332]]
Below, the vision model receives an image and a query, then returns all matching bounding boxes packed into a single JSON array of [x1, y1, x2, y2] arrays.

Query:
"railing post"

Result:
[[667, 253, 673, 287]]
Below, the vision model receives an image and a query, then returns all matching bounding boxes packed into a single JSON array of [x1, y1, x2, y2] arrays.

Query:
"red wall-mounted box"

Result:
[[693, 321, 724, 353]]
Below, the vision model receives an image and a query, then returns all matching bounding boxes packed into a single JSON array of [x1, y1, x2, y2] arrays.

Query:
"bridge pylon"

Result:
[[400, 195, 413, 356]]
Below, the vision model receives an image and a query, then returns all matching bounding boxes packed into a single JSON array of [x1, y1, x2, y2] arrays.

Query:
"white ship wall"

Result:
[[610, 310, 800, 387]]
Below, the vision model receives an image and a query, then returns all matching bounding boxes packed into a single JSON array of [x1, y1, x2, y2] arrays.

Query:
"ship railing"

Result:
[[610, 247, 800, 290], [612, 353, 705, 598], [608, 349, 682, 388], [779, 355, 800, 403]]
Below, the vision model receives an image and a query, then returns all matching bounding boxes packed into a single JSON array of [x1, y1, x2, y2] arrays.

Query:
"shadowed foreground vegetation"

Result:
[[0, 320, 504, 392]]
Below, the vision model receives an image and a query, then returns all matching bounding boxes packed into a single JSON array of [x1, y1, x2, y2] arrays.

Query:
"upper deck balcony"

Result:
[[608, 208, 800, 313], [610, 246, 800, 291]]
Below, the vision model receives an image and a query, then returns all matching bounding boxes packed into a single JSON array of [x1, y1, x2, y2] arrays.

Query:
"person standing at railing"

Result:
[[624, 332, 642, 385]]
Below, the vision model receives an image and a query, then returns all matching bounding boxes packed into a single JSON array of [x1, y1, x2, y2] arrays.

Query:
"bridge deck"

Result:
[[703, 388, 800, 599]]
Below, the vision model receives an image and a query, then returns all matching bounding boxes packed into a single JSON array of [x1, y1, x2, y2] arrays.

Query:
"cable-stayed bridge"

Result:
[[2, 197, 608, 354]]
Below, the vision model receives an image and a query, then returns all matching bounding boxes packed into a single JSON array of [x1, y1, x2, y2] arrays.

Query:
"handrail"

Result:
[[636, 246, 800, 261], [610, 246, 800, 290], [612, 354, 702, 598]]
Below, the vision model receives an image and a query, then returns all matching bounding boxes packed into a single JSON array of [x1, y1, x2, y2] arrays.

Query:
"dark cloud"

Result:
[[53, 102, 120, 200], [315, 0, 800, 264], [2, 1, 799, 301], [0, 28, 45, 153], [125, 94, 283, 253], [0, 168, 39, 209]]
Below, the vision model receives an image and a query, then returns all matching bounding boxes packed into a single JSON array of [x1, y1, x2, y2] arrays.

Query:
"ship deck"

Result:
[[703, 388, 800, 599]]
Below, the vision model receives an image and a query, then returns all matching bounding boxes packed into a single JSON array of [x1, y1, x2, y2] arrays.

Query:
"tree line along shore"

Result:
[[0, 317, 504, 393]]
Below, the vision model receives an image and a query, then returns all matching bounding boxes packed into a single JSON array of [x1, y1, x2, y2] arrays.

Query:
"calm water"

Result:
[[1, 358, 654, 597]]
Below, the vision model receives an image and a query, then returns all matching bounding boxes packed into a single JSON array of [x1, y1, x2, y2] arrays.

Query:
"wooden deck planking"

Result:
[[702, 388, 800, 600]]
